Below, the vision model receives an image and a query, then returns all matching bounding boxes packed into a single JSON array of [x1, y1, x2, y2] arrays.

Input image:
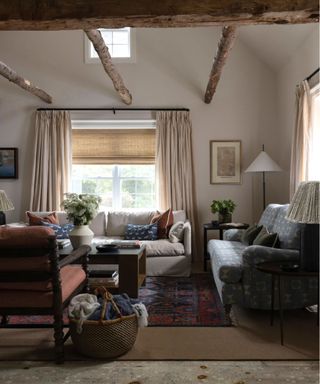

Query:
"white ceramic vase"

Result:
[[69, 225, 94, 249]]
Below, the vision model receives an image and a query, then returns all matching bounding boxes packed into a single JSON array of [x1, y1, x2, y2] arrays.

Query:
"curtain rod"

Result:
[[305, 67, 319, 81], [37, 107, 190, 112]]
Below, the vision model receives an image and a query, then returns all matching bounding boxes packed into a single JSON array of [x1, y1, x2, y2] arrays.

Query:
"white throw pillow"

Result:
[[169, 221, 185, 243]]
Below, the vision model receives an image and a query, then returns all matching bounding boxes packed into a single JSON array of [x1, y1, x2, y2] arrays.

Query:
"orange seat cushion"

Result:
[[0, 266, 86, 308]]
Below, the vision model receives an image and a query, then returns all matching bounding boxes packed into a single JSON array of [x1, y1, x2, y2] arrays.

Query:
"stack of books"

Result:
[[57, 239, 71, 249], [89, 269, 119, 288]]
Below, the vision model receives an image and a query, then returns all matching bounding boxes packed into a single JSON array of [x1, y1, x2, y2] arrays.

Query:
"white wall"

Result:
[[271, 27, 319, 204], [0, 28, 280, 251]]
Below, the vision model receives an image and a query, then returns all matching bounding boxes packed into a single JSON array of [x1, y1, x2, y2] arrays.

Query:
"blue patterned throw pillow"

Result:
[[41, 222, 74, 239], [125, 223, 158, 241]]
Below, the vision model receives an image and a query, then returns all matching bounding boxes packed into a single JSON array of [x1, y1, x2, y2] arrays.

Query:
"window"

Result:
[[308, 84, 320, 180], [85, 28, 135, 63], [72, 164, 155, 210], [71, 121, 156, 210]]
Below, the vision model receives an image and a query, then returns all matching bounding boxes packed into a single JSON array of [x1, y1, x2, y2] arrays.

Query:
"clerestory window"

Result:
[[84, 27, 135, 63]]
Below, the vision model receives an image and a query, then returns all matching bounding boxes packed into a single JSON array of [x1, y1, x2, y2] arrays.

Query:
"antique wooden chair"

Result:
[[0, 226, 90, 363]]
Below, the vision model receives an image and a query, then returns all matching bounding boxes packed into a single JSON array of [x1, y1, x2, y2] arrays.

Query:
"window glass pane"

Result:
[[112, 45, 130, 58], [71, 164, 155, 210], [308, 92, 320, 180], [100, 30, 113, 45], [90, 45, 98, 58], [112, 31, 129, 45], [119, 165, 154, 178]]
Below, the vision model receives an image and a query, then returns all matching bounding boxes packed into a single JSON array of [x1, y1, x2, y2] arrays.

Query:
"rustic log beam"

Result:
[[204, 26, 237, 104], [84, 29, 132, 105], [0, 61, 52, 103], [0, 1, 318, 30]]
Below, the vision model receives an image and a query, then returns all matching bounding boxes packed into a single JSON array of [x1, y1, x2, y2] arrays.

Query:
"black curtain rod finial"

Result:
[[305, 67, 320, 82]]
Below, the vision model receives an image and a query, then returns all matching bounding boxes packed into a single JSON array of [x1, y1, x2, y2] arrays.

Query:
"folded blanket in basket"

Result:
[[68, 293, 101, 333], [89, 293, 138, 320]]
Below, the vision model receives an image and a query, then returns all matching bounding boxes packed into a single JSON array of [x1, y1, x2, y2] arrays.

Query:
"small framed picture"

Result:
[[210, 141, 241, 184], [0, 148, 18, 179]]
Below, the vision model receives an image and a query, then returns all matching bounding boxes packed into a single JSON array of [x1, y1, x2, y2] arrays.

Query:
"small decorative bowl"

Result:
[[96, 244, 119, 252]]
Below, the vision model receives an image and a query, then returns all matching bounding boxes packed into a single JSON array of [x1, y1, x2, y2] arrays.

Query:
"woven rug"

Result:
[[7, 274, 231, 327], [138, 274, 231, 327]]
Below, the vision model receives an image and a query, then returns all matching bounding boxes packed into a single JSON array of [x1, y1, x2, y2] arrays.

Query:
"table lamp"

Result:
[[286, 181, 319, 272], [245, 145, 282, 210], [0, 190, 14, 225]]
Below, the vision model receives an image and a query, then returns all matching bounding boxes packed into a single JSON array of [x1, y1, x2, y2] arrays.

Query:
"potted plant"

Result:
[[210, 199, 236, 224], [61, 193, 101, 248]]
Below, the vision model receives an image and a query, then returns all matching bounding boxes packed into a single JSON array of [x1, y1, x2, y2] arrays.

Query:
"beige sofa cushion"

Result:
[[142, 239, 185, 257], [107, 211, 155, 237]]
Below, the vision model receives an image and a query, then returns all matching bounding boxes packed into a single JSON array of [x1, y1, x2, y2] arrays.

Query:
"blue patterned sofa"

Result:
[[208, 204, 318, 312]]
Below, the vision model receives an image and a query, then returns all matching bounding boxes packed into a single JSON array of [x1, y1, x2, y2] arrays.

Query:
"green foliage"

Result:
[[210, 199, 236, 215], [61, 193, 102, 226]]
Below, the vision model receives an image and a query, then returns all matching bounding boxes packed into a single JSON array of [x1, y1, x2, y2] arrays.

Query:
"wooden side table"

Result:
[[256, 261, 319, 345], [203, 222, 249, 271]]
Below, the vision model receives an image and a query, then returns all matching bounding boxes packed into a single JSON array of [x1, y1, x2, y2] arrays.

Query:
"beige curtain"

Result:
[[290, 80, 312, 199], [156, 111, 199, 259], [30, 111, 72, 211]]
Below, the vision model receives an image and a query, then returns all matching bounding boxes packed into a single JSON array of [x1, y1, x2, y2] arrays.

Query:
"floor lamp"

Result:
[[245, 145, 282, 210], [286, 181, 319, 272], [0, 190, 14, 225]]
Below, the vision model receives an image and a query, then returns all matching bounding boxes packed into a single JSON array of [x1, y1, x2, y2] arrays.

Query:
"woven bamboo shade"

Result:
[[72, 129, 155, 164]]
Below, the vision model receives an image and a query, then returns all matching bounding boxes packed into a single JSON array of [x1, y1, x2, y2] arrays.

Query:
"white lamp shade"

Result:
[[286, 181, 320, 224], [245, 151, 282, 173], [0, 190, 14, 211]]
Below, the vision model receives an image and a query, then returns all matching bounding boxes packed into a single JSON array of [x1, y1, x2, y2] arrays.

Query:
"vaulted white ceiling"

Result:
[[239, 24, 318, 71]]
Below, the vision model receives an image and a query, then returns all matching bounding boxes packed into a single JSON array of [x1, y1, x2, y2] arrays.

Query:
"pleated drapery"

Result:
[[156, 111, 199, 260], [290, 80, 312, 199], [29, 111, 72, 211]]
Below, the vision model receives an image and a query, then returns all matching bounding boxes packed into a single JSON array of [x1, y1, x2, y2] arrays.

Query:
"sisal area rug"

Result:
[[138, 274, 231, 326]]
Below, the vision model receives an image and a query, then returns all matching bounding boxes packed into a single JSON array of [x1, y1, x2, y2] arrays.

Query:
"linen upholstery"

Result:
[[207, 240, 246, 284], [142, 239, 185, 257], [30, 210, 192, 277], [208, 204, 317, 310], [223, 228, 244, 242]]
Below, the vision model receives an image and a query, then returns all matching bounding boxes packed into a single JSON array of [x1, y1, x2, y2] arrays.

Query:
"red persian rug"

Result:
[[6, 274, 231, 327], [138, 274, 232, 327]]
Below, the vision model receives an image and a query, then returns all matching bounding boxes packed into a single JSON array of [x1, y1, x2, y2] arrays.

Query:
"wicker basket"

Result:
[[69, 288, 138, 358]]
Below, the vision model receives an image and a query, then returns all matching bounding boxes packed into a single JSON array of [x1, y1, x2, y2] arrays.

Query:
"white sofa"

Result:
[[28, 210, 192, 277]]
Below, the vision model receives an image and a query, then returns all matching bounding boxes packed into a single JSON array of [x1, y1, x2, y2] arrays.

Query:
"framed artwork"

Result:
[[210, 141, 241, 184], [0, 148, 18, 179]]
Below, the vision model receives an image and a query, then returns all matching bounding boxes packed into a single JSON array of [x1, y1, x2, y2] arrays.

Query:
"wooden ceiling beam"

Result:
[[84, 29, 132, 105], [204, 26, 237, 104], [0, 61, 52, 103], [0, 1, 318, 30]]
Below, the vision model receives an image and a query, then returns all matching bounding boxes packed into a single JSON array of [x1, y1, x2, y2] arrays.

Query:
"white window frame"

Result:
[[84, 27, 136, 64]]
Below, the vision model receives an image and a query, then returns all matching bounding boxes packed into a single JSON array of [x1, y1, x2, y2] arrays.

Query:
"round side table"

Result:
[[256, 261, 319, 345]]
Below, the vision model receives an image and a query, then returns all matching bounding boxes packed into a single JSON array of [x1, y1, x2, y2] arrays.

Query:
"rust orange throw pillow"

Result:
[[27, 211, 59, 226], [150, 209, 174, 239]]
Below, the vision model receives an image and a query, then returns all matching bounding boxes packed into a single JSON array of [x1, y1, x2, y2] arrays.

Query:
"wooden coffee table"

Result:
[[60, 244, 146, 298]]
